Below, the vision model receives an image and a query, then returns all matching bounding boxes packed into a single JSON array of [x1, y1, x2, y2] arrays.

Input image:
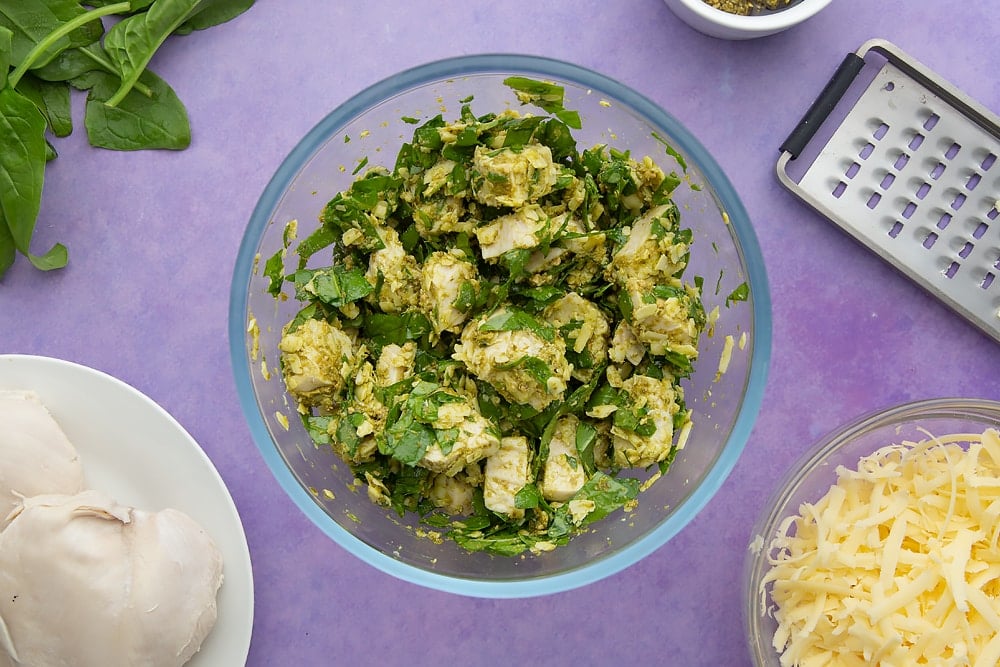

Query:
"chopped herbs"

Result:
[[700, 0, 791, 16], [272, 77, 711, 556]]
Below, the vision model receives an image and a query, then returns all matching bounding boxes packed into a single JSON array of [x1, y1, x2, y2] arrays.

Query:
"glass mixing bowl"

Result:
[[230, 54, 771, 597], [744, 398, 1000, 664]]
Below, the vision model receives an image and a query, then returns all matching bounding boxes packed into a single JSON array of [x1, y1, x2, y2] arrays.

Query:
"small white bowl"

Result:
[[662, 0, 833, 39]]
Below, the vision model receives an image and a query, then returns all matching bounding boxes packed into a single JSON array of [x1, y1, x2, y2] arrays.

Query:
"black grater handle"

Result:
[[780, 52, 865, 159]]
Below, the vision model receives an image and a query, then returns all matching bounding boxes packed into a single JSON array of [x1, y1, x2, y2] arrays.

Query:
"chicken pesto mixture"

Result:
[[267, 79, 708, 556]]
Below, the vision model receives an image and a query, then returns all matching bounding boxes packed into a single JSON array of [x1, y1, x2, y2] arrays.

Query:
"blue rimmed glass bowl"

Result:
[[229, 54, 771, 597]]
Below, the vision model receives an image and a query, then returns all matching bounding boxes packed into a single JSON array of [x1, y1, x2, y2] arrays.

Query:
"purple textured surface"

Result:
[[2, 1, 998, 665]]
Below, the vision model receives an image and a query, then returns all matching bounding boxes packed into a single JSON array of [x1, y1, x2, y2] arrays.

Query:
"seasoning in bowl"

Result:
[[702, 0, 791, 16], [759, 428, 1000, 665]]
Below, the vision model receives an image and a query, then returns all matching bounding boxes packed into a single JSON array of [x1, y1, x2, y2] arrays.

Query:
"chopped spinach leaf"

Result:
[[726, 281, 749, 306], [479, 307, 555, 342]]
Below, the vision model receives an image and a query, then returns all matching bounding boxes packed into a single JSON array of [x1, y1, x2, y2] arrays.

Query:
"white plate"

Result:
[[0, 354, 253, 666]]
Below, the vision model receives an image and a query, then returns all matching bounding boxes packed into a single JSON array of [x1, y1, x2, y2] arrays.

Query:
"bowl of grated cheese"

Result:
[[744, 398, 1000, 666]]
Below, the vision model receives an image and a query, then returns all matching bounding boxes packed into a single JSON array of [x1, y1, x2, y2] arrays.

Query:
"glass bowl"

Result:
[[229, 54, 771, 598], [744, 398, 1000, 665]]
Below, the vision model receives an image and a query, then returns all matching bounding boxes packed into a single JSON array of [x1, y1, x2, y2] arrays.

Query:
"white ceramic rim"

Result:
[[676, 0, 834, 31]]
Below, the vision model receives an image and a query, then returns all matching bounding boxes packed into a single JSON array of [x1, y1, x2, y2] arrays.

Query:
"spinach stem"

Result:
[[9, 2, 132, 89], [78, 46, 154, 98]]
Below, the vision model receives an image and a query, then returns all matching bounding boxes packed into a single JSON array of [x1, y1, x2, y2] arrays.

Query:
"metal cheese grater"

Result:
[[777, 38, 1000, 344]]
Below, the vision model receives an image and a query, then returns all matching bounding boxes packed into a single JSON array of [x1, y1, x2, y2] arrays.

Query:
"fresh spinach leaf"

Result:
[[32, 43, 104, 82], [0, 86, 66, 274], [39, 43, 155, 100], [0, 0, 252, 281], [0, 24, 10, 89], [174, 0, 255, 34], [0, 0, 104, 68], [6, 2, 127, 90], [15, 74, 72, 137], [0, 215, 14, 277], [103, 0, 205, 107], [83, 68, 190, 150], [85, 0, 156, 9]]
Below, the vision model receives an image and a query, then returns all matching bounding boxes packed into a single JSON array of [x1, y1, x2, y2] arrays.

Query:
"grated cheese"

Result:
[[715, 334, 735, 382], [760, 428, 1000, 666]]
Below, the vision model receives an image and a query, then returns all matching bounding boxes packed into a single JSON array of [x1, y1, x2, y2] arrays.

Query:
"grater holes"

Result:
[[859, 142, 876, 159], [873, 122, 890, 140], [945, 261, 960, 279], [902, 202, 917, 219], [893, 153, 910, 170], [880, 173, 896, 190], [930, 162, 946, 180], [959, 241, 975, 259], [965, 173, 981, 191], [983, 273, 995, 291], [909, 133, 925, 150], [923, 232, 939, 249], [845, 161, 861, 179], [867, 192, 882, 209], [889, 221, 904, 238], [983, 153, 997, 170], [832, 181, 848, 198], [945, 142, 962, 160], [916, 182, 931, 200], [937, 212, 952, 230], [951, 192, 967, 211], [989, 206, 999, 221], [923, 113, 940, 131], [973, 222, 988, 239]]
